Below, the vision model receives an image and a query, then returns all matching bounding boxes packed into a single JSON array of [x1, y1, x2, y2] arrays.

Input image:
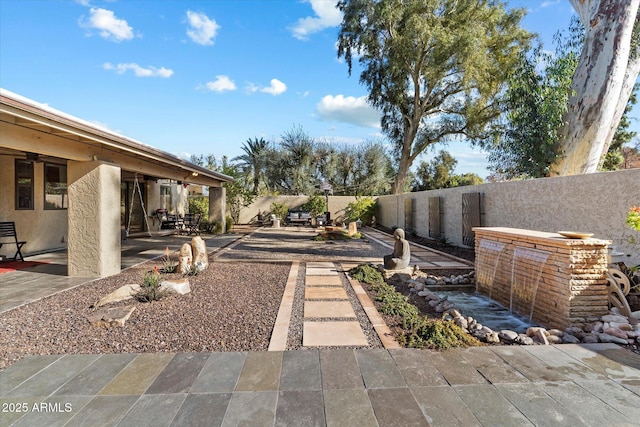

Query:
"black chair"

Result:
[[0, 222, 27, 261]]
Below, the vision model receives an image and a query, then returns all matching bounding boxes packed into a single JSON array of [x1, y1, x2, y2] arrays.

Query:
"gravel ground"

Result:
[[0, 261, 290, 370]]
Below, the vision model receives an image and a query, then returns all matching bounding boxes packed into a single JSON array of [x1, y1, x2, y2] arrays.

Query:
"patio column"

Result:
[[67, 160, 121, 277], [209, 186, 226, 233]]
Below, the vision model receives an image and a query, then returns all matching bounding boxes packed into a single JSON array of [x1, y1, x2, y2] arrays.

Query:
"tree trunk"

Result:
[[551, 0, 639, 176]]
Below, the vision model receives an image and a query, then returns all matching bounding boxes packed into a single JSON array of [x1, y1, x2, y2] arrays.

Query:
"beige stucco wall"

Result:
[[237, 195, 360, 224], [376, 169, 640, 265], [0, 156, 68, 257]]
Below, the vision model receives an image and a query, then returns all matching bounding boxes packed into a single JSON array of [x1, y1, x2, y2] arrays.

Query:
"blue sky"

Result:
[[1, 0, 636, 178]]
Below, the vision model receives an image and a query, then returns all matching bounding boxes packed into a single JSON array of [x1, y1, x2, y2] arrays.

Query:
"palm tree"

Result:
[[233, 137, 269, 194]]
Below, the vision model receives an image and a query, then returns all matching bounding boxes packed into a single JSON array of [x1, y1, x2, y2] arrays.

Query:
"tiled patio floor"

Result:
[[2, 227, 640, 425], [1, 345, 639, 426]]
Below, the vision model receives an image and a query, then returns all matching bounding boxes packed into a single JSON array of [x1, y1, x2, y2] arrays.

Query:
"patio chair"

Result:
[[0, 221, 27, 261], [184, 214, 201, 235]]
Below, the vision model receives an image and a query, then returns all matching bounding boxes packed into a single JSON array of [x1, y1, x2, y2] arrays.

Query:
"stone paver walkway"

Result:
[[2, 344, 639, 426]]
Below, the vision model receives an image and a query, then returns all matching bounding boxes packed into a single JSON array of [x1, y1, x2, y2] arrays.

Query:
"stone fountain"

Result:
[[473, 227, 611, 330]]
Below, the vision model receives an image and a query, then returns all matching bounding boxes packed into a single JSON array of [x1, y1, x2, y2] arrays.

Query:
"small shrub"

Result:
[[348, 264, 383, 284], [302, 195, 326, 217], [367, 275, 481, 350], [344, 196, 376, 223], [399, 317, 482, 350], [210, 221, 223, 234], [371, 282, 419, 317], [136, 266, 168, 302], [270, 202, 289, 221], [225, 215, 234, 232]]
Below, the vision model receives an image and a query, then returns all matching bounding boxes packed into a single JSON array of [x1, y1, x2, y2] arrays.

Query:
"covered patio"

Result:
[[0, 89, 233, 278]]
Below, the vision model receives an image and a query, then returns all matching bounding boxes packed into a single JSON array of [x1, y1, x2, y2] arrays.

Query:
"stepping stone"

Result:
[[432, 261, 471, 267], [304, 301, 356, 318], [307, 262, 335, 268], [305, 287, 348, 300], [303, 322, 368, 346], [306, 276, 342, 286], [306, 268, 338, 276]]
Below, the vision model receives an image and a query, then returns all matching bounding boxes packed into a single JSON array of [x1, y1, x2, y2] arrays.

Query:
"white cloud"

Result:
[[186, 10, 220, 46], [202, 75, 237, 92], [316, 95, 380, 128], [261, 79, 287, 95], [80, 8, 134, 42], [291, 0, 342, 40], [246, 79, 287, 96], [103, 62, 173, 78]]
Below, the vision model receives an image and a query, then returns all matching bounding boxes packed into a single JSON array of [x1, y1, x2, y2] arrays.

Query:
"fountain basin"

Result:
[[473, 227, 611, 330]]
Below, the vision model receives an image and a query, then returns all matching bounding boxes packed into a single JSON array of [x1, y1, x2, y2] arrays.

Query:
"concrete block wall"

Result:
[[237, 195, 358, 224], [376, 169, 640, 266]]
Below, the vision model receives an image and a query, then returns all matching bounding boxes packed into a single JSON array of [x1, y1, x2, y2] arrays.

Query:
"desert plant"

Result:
[[270, 202, 289, 221], [160, 247, 177, 273], [136, 266, 167, 302], [225, 215, 234, 232], [184, 263, 200, 277]]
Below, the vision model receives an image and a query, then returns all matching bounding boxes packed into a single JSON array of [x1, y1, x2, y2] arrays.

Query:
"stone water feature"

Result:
[[473, 227, 611, 330]]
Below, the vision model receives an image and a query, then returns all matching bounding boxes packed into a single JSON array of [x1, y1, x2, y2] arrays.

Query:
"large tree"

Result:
[[337, 0, 531, 193], [551, 0, 640, 175]]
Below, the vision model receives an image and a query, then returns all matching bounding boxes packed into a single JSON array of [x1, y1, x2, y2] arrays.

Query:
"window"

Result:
[[160, 183, 172, 210], [15, 160, 34, 210], [44, 163, 67, 209]]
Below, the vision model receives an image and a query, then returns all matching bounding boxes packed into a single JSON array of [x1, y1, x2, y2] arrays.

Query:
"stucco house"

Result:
[[0, 89, 232, 277]]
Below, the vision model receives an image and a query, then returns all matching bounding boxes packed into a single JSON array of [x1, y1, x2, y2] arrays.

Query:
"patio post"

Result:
[[209, 186, 226, 233], [67, 160, 121, 277]]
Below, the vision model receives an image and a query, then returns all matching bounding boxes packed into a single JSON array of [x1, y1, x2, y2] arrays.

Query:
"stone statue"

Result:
[[383, 228, 410, 270]]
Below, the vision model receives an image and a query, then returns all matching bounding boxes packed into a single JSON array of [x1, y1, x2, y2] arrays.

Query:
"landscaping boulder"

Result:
[[87, 305, 136, 328], [159, 278, 191, 295], [94, 284, 141, 307], [179, 243, 193, 274], [191, 236, 208, 270]]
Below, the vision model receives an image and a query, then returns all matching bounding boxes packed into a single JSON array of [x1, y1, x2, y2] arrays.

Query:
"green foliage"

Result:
[[225, 215, 234, 232], [337, 0, 532, 192], [270, 202, 289, 221], [485, 39, 576, 178], [601, 84, 638, 171], [398, 317, 482, 350], [136, 267, 167, 302], [369, 279, 480, 349], [210, 221, 223, 234], [627, 207, 640, 231], [188, 196, 208, 218], [344, 196, 376, 223], [348, 264, 383, 284], [233, 137, 269, 194], [301, 195, 326, 217], [190, 154, 254, 225], [372, 282, 420, 318], [415, 150, 485, 190]]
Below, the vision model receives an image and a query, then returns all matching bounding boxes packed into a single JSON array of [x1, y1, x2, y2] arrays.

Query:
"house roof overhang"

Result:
[[0, 88, 233, 187]]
